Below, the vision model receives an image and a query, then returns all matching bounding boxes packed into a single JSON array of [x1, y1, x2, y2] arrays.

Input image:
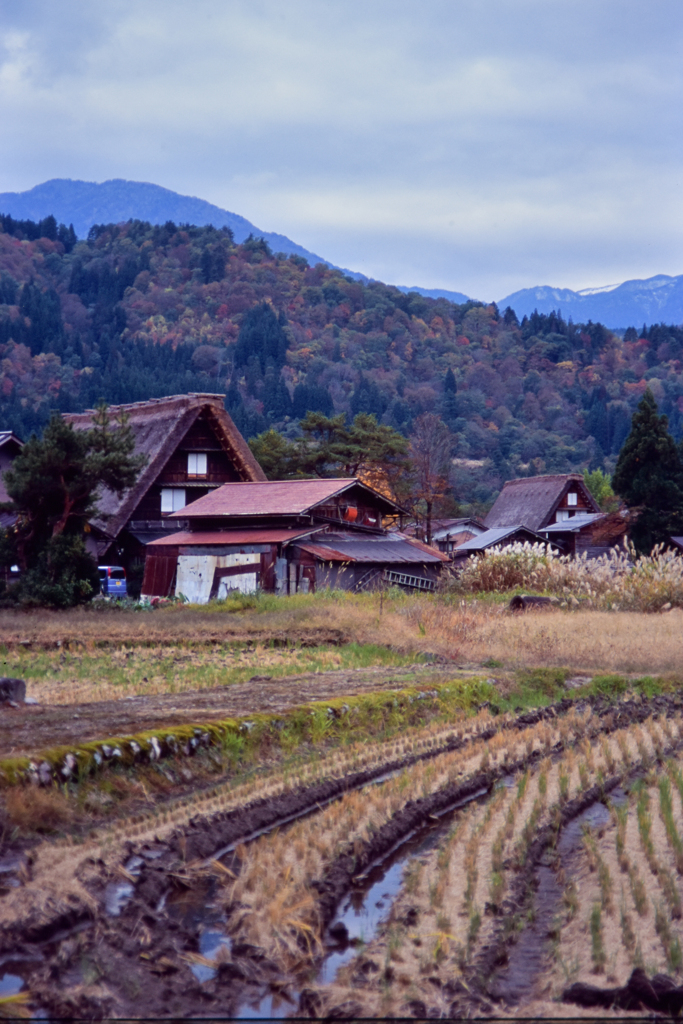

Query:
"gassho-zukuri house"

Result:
[[452, 472, 626, 563], [141, 478, 448, 602], [65, 393, 266, 570]]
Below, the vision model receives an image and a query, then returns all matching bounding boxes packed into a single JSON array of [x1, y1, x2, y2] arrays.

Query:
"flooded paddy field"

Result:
[[4, 641, 683, 1019]]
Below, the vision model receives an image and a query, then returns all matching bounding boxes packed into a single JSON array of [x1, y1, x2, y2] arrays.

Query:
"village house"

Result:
[[64, 394, 266, 586], [485, 473, 600, 531], [406, 517, 487, 555], [451, 524, 549, 564], [451, 473, 626, 562], [141, 478, 448, 602]]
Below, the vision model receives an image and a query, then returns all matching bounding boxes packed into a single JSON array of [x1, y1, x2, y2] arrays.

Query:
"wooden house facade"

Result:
[[64, 394, 265, 585], [141, 478, 448, 601]]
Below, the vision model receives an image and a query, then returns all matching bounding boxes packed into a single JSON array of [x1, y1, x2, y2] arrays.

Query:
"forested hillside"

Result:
[[1, 213, 682, 508]]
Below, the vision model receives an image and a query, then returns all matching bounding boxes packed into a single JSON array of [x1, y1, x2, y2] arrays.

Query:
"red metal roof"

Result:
[[147, 528, 317, 547], [171, 478, 401, 518]]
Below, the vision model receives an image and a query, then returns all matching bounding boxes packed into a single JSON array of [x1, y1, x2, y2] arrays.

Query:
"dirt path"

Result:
[[0, 664, 455, 759]]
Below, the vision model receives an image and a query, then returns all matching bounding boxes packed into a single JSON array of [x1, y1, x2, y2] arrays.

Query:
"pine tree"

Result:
[[0, 406, 145, 606], [612, 389, 683, 553]]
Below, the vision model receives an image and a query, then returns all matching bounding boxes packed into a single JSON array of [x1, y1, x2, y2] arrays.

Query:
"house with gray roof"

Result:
[[485, 473, 600, 531]]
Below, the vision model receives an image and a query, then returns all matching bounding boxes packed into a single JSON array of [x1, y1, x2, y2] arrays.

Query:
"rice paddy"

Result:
[[5, 593, 683, 1017]]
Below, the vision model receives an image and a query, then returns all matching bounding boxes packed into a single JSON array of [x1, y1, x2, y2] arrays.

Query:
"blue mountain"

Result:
[[1, 178, 681, 327], [498, 275, 683, 329]]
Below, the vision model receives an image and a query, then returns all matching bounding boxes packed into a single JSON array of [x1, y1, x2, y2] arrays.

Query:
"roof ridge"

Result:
[[66, 393, 227, 417]]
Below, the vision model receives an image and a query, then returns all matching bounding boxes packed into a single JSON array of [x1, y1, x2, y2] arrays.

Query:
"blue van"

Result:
[[98, 565, 127, 597]]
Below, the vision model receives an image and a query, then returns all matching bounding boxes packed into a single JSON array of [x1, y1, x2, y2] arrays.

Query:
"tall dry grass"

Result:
[[452, 541, 683, 612]]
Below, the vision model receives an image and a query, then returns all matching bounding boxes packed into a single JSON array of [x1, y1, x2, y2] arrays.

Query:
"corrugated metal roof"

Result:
[[172, 478, 401, 518], [295, 533, 448, 564], [456, 525, 545, 552], [147, 528, 318, 547], [542, 514, 604, 534], [485, 474, 600, 531]]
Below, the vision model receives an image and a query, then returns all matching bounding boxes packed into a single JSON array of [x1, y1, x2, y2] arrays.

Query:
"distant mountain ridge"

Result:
[[0, 177, 340, 269], [498, 274, 683, 329], [0, 178, 681, 328]]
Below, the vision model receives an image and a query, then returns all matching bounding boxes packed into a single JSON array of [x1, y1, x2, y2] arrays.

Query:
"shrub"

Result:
[[448, 541, 683, 612], [5, 785, 72, 831]]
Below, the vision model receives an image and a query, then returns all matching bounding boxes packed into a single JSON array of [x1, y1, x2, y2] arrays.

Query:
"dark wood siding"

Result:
[[141, 548, 179, 597]]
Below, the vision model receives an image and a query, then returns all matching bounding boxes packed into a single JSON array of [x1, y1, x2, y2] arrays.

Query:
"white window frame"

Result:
[[161, 487, 187, 513], [187, 452, 207, 477], [556, 509, 570, 522], [567, 492, 578, 506]]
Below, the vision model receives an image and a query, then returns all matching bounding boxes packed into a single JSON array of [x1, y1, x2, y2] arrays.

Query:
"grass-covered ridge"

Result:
[[1, 638, 419, 704]]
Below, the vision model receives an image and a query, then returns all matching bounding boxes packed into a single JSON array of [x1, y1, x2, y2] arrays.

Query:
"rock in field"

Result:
[[0, 676, 26, 704]]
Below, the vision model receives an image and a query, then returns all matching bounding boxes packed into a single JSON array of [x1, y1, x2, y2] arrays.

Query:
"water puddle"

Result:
[[104, 881, 134, 916], [491, 792, 624, 1006], [0, 973, 23, 995]]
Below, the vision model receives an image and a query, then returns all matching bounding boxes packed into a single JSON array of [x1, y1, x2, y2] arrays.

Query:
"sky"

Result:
[[0, 0, 681, 301]]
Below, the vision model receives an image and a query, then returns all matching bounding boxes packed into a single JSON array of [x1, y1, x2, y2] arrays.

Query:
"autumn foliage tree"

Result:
[[408, 413, 455, 544]]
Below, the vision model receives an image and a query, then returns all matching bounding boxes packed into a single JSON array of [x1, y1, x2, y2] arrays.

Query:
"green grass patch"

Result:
[[0, 675, 496, 789], [0, 640, 421, 699]]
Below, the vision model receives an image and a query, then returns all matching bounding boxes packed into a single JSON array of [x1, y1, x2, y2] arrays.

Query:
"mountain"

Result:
[[398, 285, 471, 304], [3, 179, 680, 328], [0, 177, 336, 268], [1, 212, 683, 514], [0, 179, 477, 301], [499, 274, 683, 329]]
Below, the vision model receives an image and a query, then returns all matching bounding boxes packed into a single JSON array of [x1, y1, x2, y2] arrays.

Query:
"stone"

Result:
[[509, 594, 558, 612], [0, 677, 26, 704], [24, 696, 38, 705], [328, 921, 349, 944], [565, 675, 593, 690]]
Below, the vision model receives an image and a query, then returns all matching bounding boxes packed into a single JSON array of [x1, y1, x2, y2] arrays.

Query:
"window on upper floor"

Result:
[[161, 487, 187, 513], [556, 509, 570, 522], [188, 452, 208, 477], [567, 492, 578, 506]]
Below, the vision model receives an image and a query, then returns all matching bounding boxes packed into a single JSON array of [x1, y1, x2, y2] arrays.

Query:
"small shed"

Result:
[[427, 518, 487, 555], [451, 525, 548, 564], [540, 512, 628, 558], [292, 532, 448, 593]]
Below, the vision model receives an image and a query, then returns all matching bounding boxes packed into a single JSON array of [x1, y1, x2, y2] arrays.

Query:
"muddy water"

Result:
[[490, 791, 627, 1006], [153, 779, 496, 1019], [233, 782, 494, 1017]]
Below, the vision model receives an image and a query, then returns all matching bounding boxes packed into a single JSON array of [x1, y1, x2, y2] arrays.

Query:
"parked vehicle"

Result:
[[98, 565, 127, 597]]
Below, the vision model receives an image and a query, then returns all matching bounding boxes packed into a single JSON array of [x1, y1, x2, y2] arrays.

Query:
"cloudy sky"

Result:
[[0, 0, 681, 300]]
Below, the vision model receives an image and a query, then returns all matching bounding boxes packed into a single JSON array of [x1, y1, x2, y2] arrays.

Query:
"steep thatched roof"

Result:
[[64, 393, 265, 539], [485, 474, 599, 531]]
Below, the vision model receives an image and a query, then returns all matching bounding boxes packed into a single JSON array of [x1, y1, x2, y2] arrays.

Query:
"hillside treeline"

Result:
[[0, 214, 682, 508]]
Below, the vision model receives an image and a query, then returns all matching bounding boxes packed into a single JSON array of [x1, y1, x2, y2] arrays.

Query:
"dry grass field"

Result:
[[3, 591, 683, 1019], [3, 591, 683, 679]]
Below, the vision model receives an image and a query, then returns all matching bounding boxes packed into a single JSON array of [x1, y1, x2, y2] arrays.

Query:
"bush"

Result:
[[448, 541, 683, 612]]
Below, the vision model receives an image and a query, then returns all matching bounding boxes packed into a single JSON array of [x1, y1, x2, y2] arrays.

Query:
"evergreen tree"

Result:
[[612, 389, 683, 553], [234, 303, 288, 373], [0, 406, 145, 606], [442, 368, 459, 428]]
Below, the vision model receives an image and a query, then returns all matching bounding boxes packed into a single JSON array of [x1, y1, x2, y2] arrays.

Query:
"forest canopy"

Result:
[[0, 213, 682, 510]]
